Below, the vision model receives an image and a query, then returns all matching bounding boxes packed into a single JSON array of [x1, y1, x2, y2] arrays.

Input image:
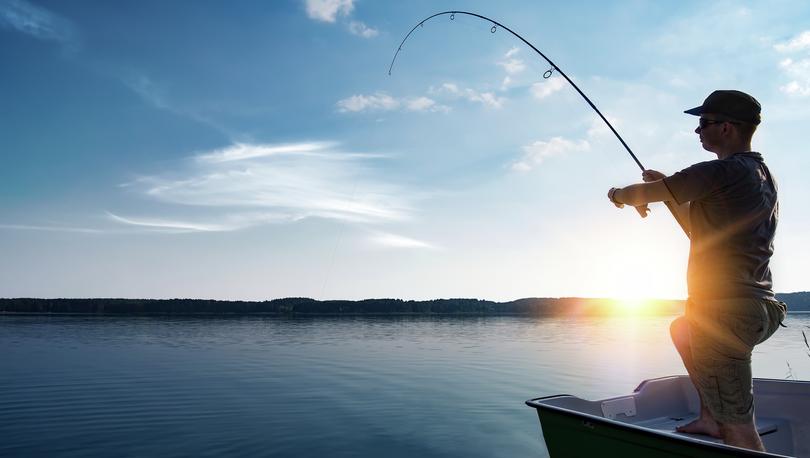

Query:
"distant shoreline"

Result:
[[1, 293, 808, 316]]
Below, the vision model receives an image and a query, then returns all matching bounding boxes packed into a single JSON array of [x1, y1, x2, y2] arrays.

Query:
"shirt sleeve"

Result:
[[662, 160, 736, 205]]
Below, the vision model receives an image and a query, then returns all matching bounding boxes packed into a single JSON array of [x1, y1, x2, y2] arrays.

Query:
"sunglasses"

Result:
[[698, 118, 740, 129]]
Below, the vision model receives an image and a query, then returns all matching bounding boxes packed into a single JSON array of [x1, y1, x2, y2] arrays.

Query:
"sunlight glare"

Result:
[[610, 297, 657, 315]]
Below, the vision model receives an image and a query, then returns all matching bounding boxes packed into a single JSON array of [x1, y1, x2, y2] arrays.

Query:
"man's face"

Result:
[[695, 113, 727, 153]]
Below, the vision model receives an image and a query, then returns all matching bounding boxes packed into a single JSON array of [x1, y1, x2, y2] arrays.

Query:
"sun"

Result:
[[610, 296, 652, 314]]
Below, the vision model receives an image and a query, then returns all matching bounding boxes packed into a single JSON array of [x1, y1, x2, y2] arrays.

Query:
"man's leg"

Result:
[[716, 300, 786, 451], [722, 422, 764, 451], [669, 316, 721, 438], [680, 297, 785, 452]]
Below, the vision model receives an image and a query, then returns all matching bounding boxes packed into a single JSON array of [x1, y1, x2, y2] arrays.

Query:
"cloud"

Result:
[[348, 20, 377, 38], [500, 76, 512, 91], [0, 0, 76, 46], [405, 96, 449, 112], [0, 223, 102, 234], [114, 141, 417, 233], [337, 92, 399, 112], [122, 73, 239, 137], [124, 75, 170, 110], [106, 213, 237, 233], [336, 92, 449, 113], [304, 0, 353, 23], [462, 90, 505, 109], [586, 115, 621, 138], [512, 137, 590, 172], [196, 141, 336, 163], [530, 77, 566, 100], [777, 56, 810, 97], [780, 79, 810, 96], [338, 83, 505, 116], [497, 48, 525, 90], [774, 31, 810, 53], [498, 58, 525, 75], [305, 0, 379, 39], [370, 232, 437, 250], [771, 31, 810, 96], [431, 83, 505, 109], [106, 211, 301, 233]]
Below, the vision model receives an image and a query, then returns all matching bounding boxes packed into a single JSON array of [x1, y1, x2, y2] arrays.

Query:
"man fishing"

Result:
[[606, 90, 786, 452]]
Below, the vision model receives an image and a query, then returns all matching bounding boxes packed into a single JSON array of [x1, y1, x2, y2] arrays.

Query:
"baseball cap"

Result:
[[684, 90, 761, 125]]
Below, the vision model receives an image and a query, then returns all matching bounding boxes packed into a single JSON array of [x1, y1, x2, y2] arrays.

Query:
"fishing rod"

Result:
[[388, 11, 690, 238]]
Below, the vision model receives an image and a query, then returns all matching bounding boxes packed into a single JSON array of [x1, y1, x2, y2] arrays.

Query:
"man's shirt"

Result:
[[663, 152, 778, 300]]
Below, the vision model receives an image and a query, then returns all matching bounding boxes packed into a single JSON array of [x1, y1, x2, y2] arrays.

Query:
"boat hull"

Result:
[[534, 403, 775, 457], [526, 376, 806, 458]]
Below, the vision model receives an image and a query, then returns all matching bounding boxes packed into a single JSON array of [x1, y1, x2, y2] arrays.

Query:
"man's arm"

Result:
[[608, 175, 691, 233], [612, 180, 671, 207]]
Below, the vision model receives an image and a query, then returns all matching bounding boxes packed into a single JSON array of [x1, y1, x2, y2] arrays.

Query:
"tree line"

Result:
[[1, 293, 806, 315]]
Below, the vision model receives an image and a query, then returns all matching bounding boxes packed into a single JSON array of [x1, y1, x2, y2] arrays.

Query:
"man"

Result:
[[606, 90, 786, 451]]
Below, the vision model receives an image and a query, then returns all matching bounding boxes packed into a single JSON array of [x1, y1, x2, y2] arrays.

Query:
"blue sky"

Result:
[[2, 0, 810, 300]]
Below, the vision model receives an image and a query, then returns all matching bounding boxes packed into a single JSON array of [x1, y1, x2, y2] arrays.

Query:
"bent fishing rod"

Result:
[[388, 11, 690, 239]]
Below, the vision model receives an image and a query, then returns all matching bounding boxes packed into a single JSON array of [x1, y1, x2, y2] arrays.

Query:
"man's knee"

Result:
[[670, 316, 690, 349]]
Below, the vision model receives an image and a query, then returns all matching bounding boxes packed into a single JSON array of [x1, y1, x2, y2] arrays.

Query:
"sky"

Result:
[[2, 0, 810, 301]]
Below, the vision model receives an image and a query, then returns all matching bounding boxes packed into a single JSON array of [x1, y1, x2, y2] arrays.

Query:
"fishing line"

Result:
[[388, 10, 689, 238]]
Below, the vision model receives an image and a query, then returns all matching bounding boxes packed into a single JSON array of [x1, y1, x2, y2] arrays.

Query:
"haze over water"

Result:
[[2, 312, 809, 457]]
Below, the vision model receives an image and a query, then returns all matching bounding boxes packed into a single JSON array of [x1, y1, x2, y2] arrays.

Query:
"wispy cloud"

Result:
[[304, 0, 353, 23], [115, 141, 419, 233], [336, 92, 450, 113], [0, 223, 102, 234], [431, 83, 505, 109], [370, 232, 437, 250], [196, 142, 337, 163], [122, 74, 239, 137], [774, 32, 810, 96], [348, 20, 377, 38], [0, 0, 76, 47], [106, 212, 300, 233], [511, 137, 590, 172], [124, 75, 170, 110], [106, 213, 237, 233]]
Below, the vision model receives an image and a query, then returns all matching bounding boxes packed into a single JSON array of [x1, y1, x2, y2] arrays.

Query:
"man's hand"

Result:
[[637, 169, 664, 217], [642, 169, 666, 182]]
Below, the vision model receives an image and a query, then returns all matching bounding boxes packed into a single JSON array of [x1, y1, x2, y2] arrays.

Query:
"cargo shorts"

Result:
[[685, 297, 787, 424]]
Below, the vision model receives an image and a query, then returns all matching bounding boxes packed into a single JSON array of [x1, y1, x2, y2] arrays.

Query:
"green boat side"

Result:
[[528, 398, 786, 458]]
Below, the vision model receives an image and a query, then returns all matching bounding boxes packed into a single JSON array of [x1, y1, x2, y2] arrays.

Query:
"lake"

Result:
[[2, 313, 809, 457]]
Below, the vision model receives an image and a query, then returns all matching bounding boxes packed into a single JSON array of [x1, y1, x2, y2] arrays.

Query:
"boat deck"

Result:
[[632, 414, 783, 444]]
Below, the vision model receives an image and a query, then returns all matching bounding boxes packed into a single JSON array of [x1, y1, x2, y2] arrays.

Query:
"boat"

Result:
[[526, 375, 810, 457]]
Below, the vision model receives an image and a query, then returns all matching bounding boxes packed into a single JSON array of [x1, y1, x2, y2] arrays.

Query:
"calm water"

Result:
[[2, 313, 810, 457]]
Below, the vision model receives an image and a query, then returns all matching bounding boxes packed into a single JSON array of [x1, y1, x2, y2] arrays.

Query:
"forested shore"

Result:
[[1, 292, 808, 315]]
